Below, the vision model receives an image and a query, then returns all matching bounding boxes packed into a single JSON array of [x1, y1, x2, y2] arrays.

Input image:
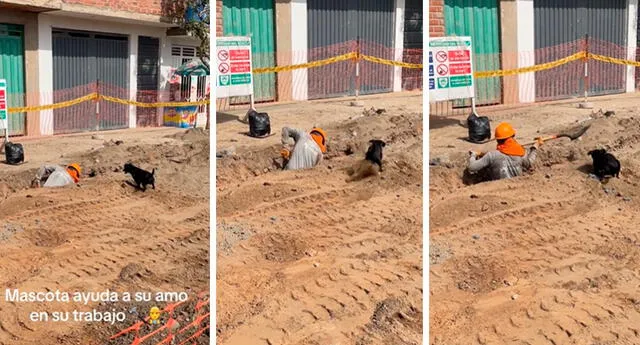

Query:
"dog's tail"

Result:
[[152, 168, 156, 175]]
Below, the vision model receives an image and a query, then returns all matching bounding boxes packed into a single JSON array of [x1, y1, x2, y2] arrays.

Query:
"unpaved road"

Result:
[[216, 92, 423, 345], [0, 128, 210, 345], [430, 93, 640, 345]]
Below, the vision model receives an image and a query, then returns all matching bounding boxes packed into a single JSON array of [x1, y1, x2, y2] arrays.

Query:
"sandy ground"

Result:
[[430, 93, 640, 345], [0, 127, 210, 345], [216, 91, 423, 345]]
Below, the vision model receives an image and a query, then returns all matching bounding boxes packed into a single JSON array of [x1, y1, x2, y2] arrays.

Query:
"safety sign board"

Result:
[[216, 37, 253, 98], [0, 79, 7, 130], [428, 36, 474, 101]]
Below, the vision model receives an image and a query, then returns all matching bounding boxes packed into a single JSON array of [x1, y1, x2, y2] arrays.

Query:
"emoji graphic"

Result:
[[149, 306, 161, 325]]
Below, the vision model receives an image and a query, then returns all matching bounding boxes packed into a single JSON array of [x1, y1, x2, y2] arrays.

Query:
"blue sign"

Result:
[[429, 52, 433, 64], [429, 78, 435, 90], [429, 65, 434, 77]]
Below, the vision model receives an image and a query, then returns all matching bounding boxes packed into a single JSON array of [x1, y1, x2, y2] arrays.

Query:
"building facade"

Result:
[[0, 0, 203, 137], [429, 0, 638, 108], [217, 0, 423, 104]]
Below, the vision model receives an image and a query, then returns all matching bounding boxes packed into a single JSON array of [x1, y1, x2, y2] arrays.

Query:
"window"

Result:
[[170, 45, 208, 109]]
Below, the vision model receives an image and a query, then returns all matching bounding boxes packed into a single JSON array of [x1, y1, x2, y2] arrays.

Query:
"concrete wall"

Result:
[[37, 12, 176, 134], [290, 0, 307, 101], [275, 0, 293, 101], [393, 0, 405, 92], [627, 0, 638, 92], [0, 10, 40, 136]]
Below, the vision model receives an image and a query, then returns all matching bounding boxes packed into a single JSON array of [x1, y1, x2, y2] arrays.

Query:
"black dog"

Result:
[[123, 163, 156, 191], [588, 148, 620, 179], [365, 139, 386, 172]]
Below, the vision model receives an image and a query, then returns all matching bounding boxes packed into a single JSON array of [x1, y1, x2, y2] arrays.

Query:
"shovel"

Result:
[[473, 123, 592, 157]]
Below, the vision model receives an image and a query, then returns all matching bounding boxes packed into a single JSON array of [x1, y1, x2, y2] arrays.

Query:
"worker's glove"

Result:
[[280, 148, 291, 159], [469, 151, 483, 158]]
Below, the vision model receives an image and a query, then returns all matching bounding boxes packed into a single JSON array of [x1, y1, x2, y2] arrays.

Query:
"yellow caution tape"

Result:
[[7, 93, 208, 113], [589, 53, 640, 67], [7, 50, 640, 114], [8, 93, 98, 113], [360, 54, 423, 69], [474, 52, 586, 78], [253, 52, 357, 74], [99, 95, 210, 108]]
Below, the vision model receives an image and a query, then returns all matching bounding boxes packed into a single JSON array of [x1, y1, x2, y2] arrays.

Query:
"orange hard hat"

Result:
[[310, 127, 327, 153], [494, 122, 516, 140], [66, 163, 81, 183], [67, 163, 81, 175]]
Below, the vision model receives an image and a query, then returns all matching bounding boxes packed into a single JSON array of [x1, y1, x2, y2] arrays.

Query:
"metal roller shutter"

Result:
[[52, 29, 129, 134], [307, 0, 395, 99], [534, 0, 627, 100]]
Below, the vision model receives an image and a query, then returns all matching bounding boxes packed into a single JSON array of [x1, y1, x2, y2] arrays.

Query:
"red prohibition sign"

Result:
[[436, 64, 448, 76], [436, 51, 448, 62], [218, 50, 229, 61], [218, 63, 230, 74]]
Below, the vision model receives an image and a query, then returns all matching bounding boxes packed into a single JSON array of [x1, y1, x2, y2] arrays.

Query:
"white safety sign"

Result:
[[0, 79, 7, 130], [216, 37, 254, 98], [428, 36, 475, 102]]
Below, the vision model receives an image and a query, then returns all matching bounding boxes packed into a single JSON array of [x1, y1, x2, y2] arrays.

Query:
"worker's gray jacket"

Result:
[[468, 148, 537, 180], [281, 127, 323, 170], [36, 165, 75, 187]]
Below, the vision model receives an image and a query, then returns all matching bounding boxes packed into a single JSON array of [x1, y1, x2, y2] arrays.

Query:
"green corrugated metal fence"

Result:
[[222, 0, 276, 102], [0, 23, 26, 136], [444, 0, 502, 105]]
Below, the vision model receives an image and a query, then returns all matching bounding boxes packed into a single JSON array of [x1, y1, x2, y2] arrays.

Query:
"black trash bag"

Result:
[[467, 113, 491, 143], [248, 110, 271, 138], [5, 141, 24, 165]]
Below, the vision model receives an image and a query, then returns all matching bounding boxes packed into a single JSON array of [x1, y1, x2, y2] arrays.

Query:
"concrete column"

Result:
[[500, 0, 535, 104], [291, 0, 308, 101], [275, 0, 293, 101], [37, 14, 54, 136], [627, 0, 638, 92], [516, 0, 535, 103], [129, 34, 138, 128], [393, 0, 405, 92], [500, 1, 518, 104]]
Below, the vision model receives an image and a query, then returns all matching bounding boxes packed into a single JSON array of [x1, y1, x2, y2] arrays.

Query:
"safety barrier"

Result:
[[430, 36, 638, 117], [217, 39, 424, 112], [108, 291, 210, 345], [2, 82, 210, 137], [7, 93, 209, 113]]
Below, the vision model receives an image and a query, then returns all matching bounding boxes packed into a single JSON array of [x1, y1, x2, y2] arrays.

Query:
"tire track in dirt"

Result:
[[218, 110, 423, 345], [0, 180, 209, 344]]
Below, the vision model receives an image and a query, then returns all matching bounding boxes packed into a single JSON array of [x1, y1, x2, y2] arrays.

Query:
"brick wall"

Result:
[[216, 0, 223, 36], [430, 0, 444, 37], [61, 0, 163, 15]]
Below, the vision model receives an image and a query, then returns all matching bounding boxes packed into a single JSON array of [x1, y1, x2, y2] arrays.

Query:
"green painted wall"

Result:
[[0, 23, 25, 135], [223, 0, 276, 102], [444, 0, 502, 105]]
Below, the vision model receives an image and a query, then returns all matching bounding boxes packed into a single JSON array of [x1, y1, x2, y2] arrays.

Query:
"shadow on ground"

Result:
[[217, 112, 240, 124]]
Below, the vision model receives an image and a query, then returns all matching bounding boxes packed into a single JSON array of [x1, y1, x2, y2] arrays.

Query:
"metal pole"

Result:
[[355, 36, 360, 103], [584, 34, 589, 104], [95, 79, 100, 131], [471, 96, 478, 116]]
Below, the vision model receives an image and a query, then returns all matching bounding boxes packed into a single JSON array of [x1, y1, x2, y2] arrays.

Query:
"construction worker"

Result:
[[467, 123, 543, 181], [32, 163, 82, 188], [280, 127, 327, 170]]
